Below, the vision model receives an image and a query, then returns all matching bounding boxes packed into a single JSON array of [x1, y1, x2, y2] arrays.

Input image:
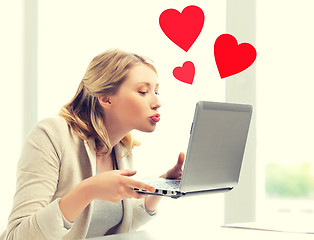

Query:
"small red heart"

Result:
[[159, 5, 204, 52], [214, 34, 257, 79], [173, 61, 195, 85]]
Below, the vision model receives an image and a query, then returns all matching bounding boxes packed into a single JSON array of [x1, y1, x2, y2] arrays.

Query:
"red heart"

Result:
[[214, 34, 257, 79], [159, 5, 204, 52], [173, 61, 195, 85]]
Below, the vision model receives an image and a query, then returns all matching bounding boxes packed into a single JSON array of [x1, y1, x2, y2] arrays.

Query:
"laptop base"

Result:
[[134, 187, 233, 199]]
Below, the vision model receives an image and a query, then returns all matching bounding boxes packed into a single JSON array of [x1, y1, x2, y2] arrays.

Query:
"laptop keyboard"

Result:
[[141, 178, 181, 190]]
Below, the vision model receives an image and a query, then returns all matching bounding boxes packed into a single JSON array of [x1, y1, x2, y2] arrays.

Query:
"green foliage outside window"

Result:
[[266, 162, 314, 198]]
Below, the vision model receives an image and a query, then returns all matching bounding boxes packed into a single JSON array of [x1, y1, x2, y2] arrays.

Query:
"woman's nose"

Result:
[[151, 95, 161, 110]]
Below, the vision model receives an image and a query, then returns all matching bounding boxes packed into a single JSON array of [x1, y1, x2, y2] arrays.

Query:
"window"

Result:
[[256, 0, 314, 225]]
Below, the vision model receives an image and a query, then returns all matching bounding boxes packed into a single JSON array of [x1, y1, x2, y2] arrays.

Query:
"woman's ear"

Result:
[[98, 96, 112, 109]]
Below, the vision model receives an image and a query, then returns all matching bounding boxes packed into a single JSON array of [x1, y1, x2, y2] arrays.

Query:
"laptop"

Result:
[[134, 101, 253, 199]]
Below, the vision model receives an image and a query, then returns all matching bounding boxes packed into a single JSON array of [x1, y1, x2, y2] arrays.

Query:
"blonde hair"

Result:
[[59, 49, 157, 156]]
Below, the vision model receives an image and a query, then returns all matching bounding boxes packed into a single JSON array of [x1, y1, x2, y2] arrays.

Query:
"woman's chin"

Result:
[[137, 124, 157, 133]]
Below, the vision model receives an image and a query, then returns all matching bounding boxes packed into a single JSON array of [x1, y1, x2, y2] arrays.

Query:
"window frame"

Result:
[[224, 0, 257, 224]]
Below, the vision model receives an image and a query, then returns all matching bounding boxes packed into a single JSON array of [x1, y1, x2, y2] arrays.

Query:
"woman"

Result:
[[1, 49, 184, 240]]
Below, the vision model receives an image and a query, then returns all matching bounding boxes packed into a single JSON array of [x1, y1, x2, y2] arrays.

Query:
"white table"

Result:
[[86, 227, 313, 240]]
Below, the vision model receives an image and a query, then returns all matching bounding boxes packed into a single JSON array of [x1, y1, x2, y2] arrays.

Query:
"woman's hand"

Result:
[[145, 152, 185, 212], [160, 152, 185, 179], [85, 169, 155, 202], [60, 169, 154, 223]]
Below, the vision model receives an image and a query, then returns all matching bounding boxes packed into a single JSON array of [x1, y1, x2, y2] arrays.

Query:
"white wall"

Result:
[[0, 0, 24, 229]]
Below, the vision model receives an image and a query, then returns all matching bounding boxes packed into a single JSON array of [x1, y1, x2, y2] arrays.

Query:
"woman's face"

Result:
[[107, 64, 161, 133]]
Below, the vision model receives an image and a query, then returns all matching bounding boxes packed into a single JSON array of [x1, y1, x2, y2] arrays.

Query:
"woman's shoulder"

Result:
[[37, 115, 68, 129], [28, 116, 73, 141], [38, 115, 76, 133], [24, 116, 82, 154]]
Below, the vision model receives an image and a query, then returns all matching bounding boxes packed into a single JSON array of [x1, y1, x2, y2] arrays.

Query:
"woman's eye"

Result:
[[155, 92, 160, 96], [138, 91, 147, 95]]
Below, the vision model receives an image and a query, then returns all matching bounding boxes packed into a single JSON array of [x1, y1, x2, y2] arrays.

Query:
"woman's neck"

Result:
[[104, 120, 131, 148]]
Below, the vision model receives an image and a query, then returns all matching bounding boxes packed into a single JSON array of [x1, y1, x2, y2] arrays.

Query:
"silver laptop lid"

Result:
[[180, 101, 252, 193]]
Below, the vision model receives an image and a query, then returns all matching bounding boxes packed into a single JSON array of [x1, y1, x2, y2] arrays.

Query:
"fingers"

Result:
[[125, 187, 146, 199], [117, 169, 155, 193], [179, 152, 185, 161], [127, 178, 156, 193], [175, 152, 185, 170], [119, 169, 137, 177], [121, 179, 154, 200], [163, 152, 184, 179]]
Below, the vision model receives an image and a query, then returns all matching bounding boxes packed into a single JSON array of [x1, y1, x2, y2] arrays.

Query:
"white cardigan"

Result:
[[0, 116, 155, 240]]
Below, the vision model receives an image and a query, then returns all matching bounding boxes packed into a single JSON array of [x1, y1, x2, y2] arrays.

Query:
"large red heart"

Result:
[[159, 5, 205, 52], [214, 34, 257, 79], [173, 61, 195, 85]]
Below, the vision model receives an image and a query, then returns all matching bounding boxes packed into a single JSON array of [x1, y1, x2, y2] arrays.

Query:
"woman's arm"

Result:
[[3, 120, 68, 240], [3, 118, 155, 240], [60, 151, 185, 226], [58, 179, 92, 224], [59, 169, 155, 223]]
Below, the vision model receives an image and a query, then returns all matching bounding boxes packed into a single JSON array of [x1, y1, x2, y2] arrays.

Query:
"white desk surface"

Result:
[[86, 227, 313, 240]]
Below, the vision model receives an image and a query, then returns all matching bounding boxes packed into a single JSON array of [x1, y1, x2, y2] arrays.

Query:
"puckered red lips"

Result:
[[149, 114, 160, 123]]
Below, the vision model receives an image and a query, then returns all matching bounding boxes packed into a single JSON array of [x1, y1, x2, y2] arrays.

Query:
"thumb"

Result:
[[119, 169, 137, 177], [175, 152, 185, 169]]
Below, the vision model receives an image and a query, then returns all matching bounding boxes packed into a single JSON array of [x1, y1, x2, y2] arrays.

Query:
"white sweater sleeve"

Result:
[[2, 121, 70, 240], [36, 198, 72, 237]]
